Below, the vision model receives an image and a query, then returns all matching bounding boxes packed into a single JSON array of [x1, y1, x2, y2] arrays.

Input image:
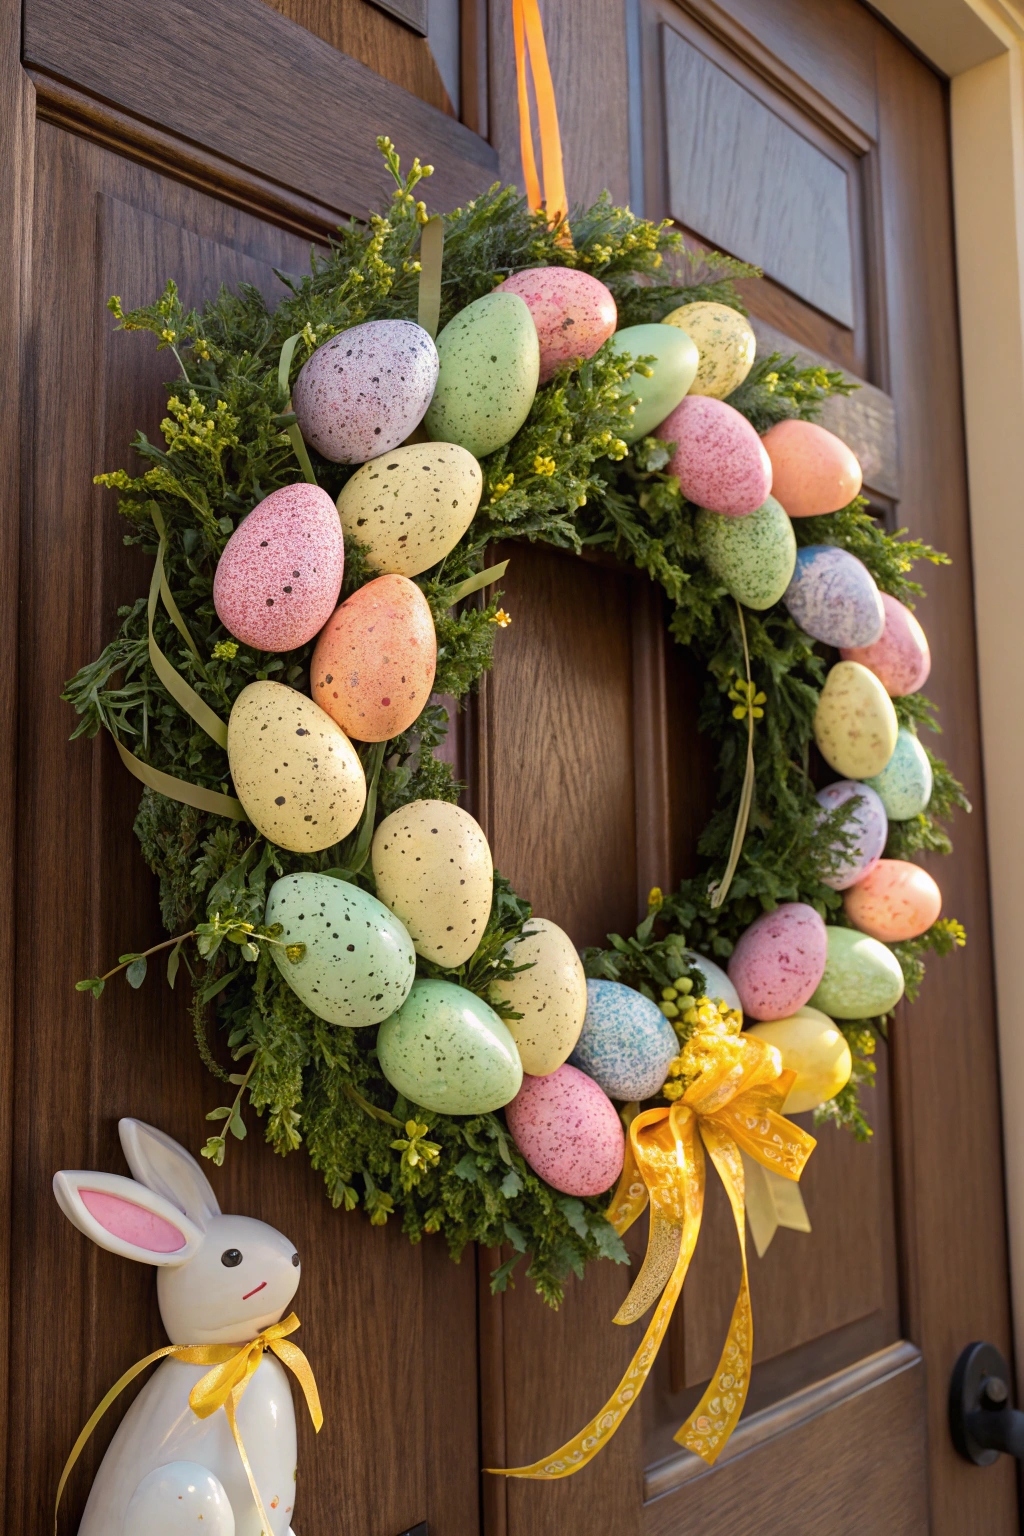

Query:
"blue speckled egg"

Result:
[[784, 546, 885, 648], [815, 780, 888, 890], [686, 951, 742, 1014], [569, 979, 678, 1100], [863, 726, 933, 820]]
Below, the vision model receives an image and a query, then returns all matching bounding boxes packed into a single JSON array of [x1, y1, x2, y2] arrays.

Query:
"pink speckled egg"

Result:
[[311, 574, 436, 742], [213, 483, 344, 652], [292, 320, 439, 464], [657, 397, 772, 515], [762, 419, 863, 518], [496, 268, 617, 384], [843, 859, 941, 942], [840, 592, 931, 696], [728, 903, 828, 1021], [505, 1064, 625, 1197]]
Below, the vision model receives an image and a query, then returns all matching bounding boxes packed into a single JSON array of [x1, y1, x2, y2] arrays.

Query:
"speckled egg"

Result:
[[335, 443, 482, 579], [762, 419, 863, 518], [727, 903, 828, 1022], [686, 952, 743, 1014], [569, 979, 678, 1101], [424, 292, 539, 458], [810, 926, 905, 1018], [844, 859, 942, 942], [227, 681, 365, 852], [813, 661, 899, 779], [784, 546, 885, 648], [265, 871, 415, 1026], [863, 727, 932, 821], [605, 324, 698, 443], [662, 301, 756, 399], [505, 1065, 624, 1195], [377, 978, 522, 1114], [657, 397, 773, 516], [815, 780, 888, 890], [292, 320, 439, 464], [310, 575, 436, 743], [840, 592, 931, 696], [497, 268, 617, 384], [696, 495, 796, 609], [213, 484, 345, 652], [745, 1006, 852, 1113], [371, 799, 493, 966], [489, 918, 588, 1076]]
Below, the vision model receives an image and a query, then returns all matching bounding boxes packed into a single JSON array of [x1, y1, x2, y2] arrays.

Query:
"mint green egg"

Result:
[[863, 727, 933, 820], [377, 978, 523, 1113], [809, 927, 905, 1019], [605, 323, 698, 443], [424, 292, 539, 457], [265, 871, 416, 1027], [696, 496, 796, 610]]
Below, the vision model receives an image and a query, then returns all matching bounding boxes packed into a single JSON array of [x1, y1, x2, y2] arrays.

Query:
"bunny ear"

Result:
[[53, 1170, 204, 1266], [118, 1118, 220, 1228]]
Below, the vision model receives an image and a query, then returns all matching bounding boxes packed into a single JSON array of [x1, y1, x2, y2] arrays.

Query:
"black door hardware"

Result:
[[396, 1525, 428, 1536], [950, 1342, 1024, 1464]]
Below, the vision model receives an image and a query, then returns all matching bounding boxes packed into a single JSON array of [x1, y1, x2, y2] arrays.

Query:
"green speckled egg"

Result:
[[265, 872, 416, 1026], [696, 496, 796, 610], [863, 726, 933, 820], [809, 926, 905, 1019], [424, 293, 539, 457], [377, 978, 523, 1113], [605, 324, 699, 443], [663, 301, 756, 399]]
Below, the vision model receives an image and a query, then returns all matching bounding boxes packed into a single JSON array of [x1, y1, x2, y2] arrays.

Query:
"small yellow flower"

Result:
[[533, 454, 556, 476], [489, 472, 514, 503], [213, 639, 238, 660], [490, 609, 512, 628], [285, 943, 306, 964], [662, 1080, 684, 1100], [727, 677, 767, 721]]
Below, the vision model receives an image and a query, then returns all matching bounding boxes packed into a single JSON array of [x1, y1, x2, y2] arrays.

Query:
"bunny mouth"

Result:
[[242, 1281, 267, 1301]]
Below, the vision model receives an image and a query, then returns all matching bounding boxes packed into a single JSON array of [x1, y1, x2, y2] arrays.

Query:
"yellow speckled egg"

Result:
[[227, 680, 366, 852], [813, 661, 898, 779], [663, 301, 756, 399], [336, 443, 483, 578], [489, 918, 588, 1076], [310, 574, 436, 742], [371, 799, 493, 966], [745, 1006, 852, 1113]]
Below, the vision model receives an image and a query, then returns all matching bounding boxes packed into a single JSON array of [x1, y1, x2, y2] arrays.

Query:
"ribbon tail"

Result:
[[225, 1387, 277, 1536], [146, 523, 229, 750], [270, 1338, 324, 1431], [605, 1128, 649, 1237], [417, 215, 444, 339], [742, 1149, 811, 1259], [113, 736, 247, 820], [512, 0, 543, 213], [519, 0, 569, 229]]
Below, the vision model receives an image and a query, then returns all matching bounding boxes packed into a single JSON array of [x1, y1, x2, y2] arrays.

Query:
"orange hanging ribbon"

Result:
[[512, 0, 570, 234]]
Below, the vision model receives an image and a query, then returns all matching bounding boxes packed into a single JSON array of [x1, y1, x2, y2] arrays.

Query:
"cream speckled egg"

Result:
[[292, 320, 439, 464], [844, 859, 942, 942], [377, 978, 522, 1114], [310, 574, 436, 743], [424, 292, 539, 457], [227, 681, 366, 852], [336, 443, 482, 578], [489, 917, 587, 1076], [605, 324, 698, 442], [810, 926, 905, 1018], [663, 301, 756, 399], [746, 1006, 852, 1113], [498, 268, 617, 384], [686, 952, 743, 1014], [813, 661, 898, 779], [371, 799, 493, 966], [696, 495, 796, 609], [505, 1065, 624, 1195]]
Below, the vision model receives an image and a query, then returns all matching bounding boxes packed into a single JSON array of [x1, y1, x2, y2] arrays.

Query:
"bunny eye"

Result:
[[292, 1252, 300, 1267], [221, 1249, 243, 1268]]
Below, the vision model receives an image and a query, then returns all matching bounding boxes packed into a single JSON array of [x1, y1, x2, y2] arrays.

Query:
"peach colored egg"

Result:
[[505, 1064, 625, 1197], [497, 268, 617, 384], [843, 859, 941, 942], [728, 903, 828, 1021], [292, 320, 439, 464], [213, 484, 344, 652], [840, 592, 931, 696], [311, 574, 436, 742], [761, 419, 863, 518], [657, 397, 772, 515]]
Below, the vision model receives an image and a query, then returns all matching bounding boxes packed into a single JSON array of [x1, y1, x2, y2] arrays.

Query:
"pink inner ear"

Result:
[[80, 1189, 187, 1253]]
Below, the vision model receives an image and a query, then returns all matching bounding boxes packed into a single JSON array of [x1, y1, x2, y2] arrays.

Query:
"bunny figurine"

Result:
[[54, 1118, 306, 1535]]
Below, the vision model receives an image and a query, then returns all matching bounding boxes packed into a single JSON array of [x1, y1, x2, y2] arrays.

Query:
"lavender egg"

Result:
[[657, 397, 773, 516], [568, 979, 678, 1100], [815, 780, 888, 890], [783, 546, 885, 648], [505, 1065, 625, 1196], [292, 320, 439, 464], [728, 903, 828, 1022]]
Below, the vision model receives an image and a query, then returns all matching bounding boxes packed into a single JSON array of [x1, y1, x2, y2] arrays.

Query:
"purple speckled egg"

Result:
[[292, 320, 439, 464], [840, 592, 931, 696], [728, 903, 828, 1021], [213, 483, 344, 652], [497, 268, 617, 384], [505, 1064, 625, 1196], [815, 780, 888, 891], [656, 396, 772, 515], [784, 545, 885, 648]]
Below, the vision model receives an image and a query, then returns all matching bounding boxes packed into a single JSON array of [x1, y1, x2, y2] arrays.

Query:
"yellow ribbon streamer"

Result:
[[708, 600, 756, 909], [55, 1313, 321, 1535], [277, 334, 318, 485], [489, 1027, 815, 1479], [418, 215, 445, 339], [512, 0, 570, 234], [147, 505, 229, 750]]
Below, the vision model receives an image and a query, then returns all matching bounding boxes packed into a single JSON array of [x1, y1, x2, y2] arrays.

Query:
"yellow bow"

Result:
[[55, 1312, 322, 1535], [489, 1026, 816, 1479]]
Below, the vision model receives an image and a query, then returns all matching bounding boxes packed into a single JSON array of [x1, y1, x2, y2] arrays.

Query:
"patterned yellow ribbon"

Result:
[[488, 1030, 815, 1479], [55, 1313, 322, 1534]]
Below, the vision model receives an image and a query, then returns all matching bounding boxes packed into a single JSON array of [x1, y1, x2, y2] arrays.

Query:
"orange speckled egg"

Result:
[[311, 574, 436, 742], [843, 859, 941, 942], [762, 419, 863, 518]]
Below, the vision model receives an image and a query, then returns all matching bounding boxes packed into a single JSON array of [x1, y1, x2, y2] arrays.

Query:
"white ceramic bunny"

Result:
[[54, 1118, 305, 1536]]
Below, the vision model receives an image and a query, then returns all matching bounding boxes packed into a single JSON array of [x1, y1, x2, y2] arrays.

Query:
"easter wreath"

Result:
[[67, 140, 968, 1318]]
